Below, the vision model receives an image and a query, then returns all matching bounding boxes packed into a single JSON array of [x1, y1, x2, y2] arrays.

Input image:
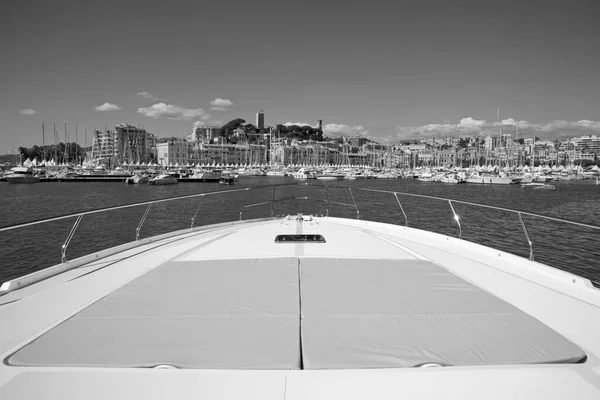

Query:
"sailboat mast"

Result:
[[64, 121, 68, 164], [53, 121, 57, 163], [42, 122, 45, 161], [75, 123, 78, 165]]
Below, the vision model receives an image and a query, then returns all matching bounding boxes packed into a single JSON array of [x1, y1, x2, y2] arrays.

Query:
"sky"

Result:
[[1, 0, 599, 152]]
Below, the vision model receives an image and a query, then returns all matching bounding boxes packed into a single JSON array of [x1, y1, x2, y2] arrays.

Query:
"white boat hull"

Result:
[[5, 175, 41, 184], [1, 187, 599, 400], [466, 177, 520, 184]]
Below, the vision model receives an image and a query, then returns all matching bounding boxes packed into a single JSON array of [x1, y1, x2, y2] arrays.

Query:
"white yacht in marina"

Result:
[[4, 167, 41, 184], [465, 172, 521, 184], [147, 174, 179, 185], [292, 168, 316, 179], [0, 182, 599, 399]]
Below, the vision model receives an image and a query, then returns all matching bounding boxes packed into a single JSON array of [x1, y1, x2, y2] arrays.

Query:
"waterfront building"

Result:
[[438, 149, 456, 166], [268, 139, 369, 166], [189, 126, 223, 142], [188, 143, 267, 166], [91, 130, 114, 161], [572, 135, 600, 154], [90, 124, 155, 165], [156, 140, 188, 166]]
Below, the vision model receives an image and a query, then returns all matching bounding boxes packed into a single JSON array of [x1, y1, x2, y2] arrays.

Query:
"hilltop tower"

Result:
[[256, 110, 265, 131]]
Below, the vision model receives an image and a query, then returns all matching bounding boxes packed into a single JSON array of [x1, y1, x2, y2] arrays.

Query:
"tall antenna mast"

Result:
[[64, 121, 68, 163], [496, 106, 500, 136], [53, 121, 57, 163]]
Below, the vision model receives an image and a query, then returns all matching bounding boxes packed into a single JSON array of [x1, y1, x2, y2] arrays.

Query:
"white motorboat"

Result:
[[148, 174, 178, 185], [1, 182, 599, 400], [292, 168, 315, 179], [4, 167, 41, 183], [416, 171, 435, 182], [439, 174, 465, 184], [125, 174, 149, 184], [266, 170, 286, 176], [466, 173, 521, 185], [521, 182, 556, 190], [219, 171, 237, 185]]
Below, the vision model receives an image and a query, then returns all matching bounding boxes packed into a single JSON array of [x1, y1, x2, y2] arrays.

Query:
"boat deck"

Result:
[[1, 216, 600, 398]]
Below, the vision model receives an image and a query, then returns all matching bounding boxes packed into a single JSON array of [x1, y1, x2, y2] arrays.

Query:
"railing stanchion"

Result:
[[136, 204, 153, 241], [325, 185, 329, 217], [448, 200, 462, 239], [348, 187, 359, 220], [270, 185, 276, 218], [239, 188, 252, 221], [62, 214, 83, 263], [190, 195, 205, 229], [518, 212, 534, 261], [394, 192, 408, 227]]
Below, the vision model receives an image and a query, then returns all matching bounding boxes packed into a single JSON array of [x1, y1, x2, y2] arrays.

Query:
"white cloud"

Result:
[[284, 122, 315, 127], [95, 102, 121, 111], [194, 119, 222, 128], [323, 123, 369, 137], [458, 117, 486, 127], [20, 109, 39, 115], [501, 118, 518, 126], [201, 114, 211, 120], [136, 91, 162, 101], [137, 103, 208, 120], [211, 107, 227, 111], [210, 98, 234, 108]]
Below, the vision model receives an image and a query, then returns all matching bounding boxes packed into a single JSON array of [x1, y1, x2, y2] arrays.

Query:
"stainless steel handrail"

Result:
[[350, 186, 600, 262], [448, 200, 462, 240], [0, 186, 253, 233], [393, 193, 408, 227], [136, 204, 153, 241], [354, 186, 600, 231], [238, 183, 360, 220], [61, 214, 83, 263], [2, 181, 599, 274]]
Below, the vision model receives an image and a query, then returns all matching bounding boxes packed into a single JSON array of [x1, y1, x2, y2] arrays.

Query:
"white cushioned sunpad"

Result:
[[9, 258, 585, 369], [299, 258, 586, 369], [9, 258, 301, 369]]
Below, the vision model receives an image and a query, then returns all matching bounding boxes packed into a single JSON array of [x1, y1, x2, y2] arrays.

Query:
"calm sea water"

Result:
[[1, 177, 599, 286]]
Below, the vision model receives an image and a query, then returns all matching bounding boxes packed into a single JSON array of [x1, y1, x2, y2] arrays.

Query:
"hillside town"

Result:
[[9, 111, 600, 172]]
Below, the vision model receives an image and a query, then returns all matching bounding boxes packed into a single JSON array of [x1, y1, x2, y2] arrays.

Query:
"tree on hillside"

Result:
[[19, 143, 86, 163], [220, 118, 246, 131]]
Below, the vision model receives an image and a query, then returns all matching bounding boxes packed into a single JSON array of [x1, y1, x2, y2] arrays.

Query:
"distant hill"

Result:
[[215, 117, 324, 142]]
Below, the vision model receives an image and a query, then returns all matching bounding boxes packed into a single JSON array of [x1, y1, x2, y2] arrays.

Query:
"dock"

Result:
[[33, 175, 222, 183]]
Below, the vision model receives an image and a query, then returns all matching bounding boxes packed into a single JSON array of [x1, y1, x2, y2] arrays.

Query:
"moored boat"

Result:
[[466, 173, 521, 185], [125, 174, 149, 184], [219, 171, 237, 185], [521, 182, 556, 190], [148, 174, 178, 185], [5, 167, 41, 184]]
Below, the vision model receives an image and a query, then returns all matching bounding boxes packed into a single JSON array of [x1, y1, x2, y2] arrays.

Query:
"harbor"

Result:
[[3, 118, 600, 186]]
